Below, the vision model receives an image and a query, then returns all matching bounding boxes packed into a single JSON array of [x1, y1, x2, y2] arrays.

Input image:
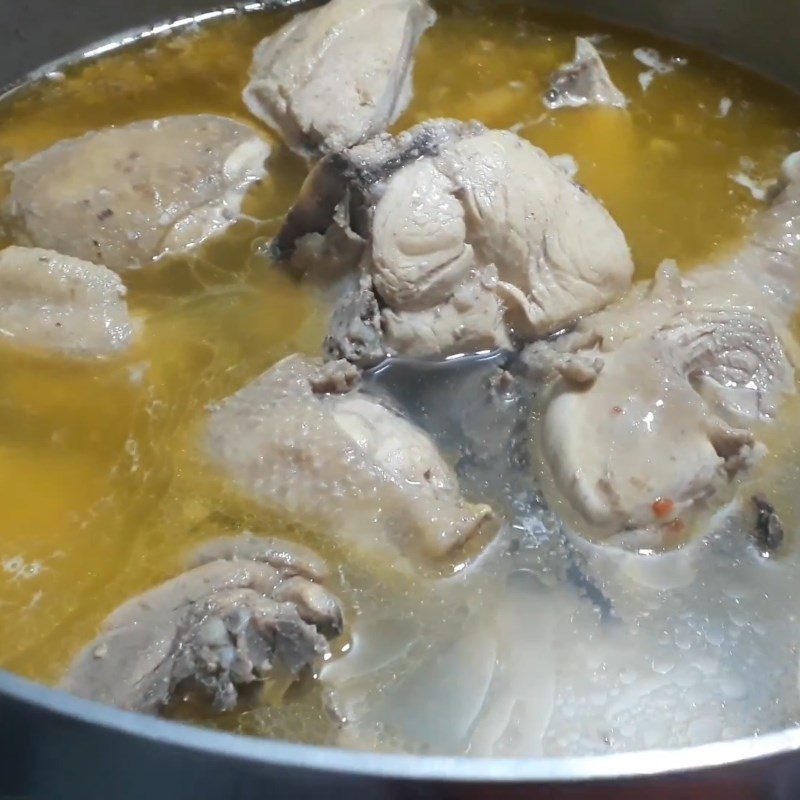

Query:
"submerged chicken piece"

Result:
[[206, 355, 496, 565], [3, 115, 271, 271], [539, 162, 800, 541], [278, 119, 633, 363], [545, 37, 628, 110], [63, 534, 343, 714], [0, 245, 134, 357], [243, 0, 435, 158]]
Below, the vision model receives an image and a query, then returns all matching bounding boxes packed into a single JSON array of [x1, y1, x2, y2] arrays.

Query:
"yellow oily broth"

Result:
[[406, 3, 800, 275], [0, 0, 796, 735]]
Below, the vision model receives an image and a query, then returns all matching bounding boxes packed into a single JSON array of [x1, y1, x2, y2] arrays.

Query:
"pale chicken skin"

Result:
[[63, 534, 343, 714], [205, 355, 496, 566], [0, 245, 134, 357], [3, 115, 271, 271], [277, 119, 633, 364], [243, 0, 435, 158]]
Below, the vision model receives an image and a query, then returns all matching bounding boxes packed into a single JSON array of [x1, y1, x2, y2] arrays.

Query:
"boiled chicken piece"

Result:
[[544, 37, 628, 110], [277, 119, 633, 363], [542, 306, 793, 537], [243, 0, 435, 158], [205, 355, 496, 565], [63, 534, 343, 714], [538, 150, 800, 541], [3, 115, 271, 271], [0, 245, 134, 357]]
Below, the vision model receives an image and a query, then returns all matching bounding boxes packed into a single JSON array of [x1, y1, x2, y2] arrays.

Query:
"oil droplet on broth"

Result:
[[0, 0, 799, 751]]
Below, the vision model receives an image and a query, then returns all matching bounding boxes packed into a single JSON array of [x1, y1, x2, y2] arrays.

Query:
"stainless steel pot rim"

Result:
[[3, 668, 797, 782]]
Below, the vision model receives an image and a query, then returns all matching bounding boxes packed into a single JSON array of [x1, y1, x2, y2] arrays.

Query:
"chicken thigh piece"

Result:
[[541, 304, 793, 538], [544, 37, 628, 110], [205, 355, 496, 566], [537, 150, 800, 542], [0, 245, 134, 357], [277, 119, 633, 364], [243, 0, 435, 158], [63, 534, 343, 714], [3, 115, 271, 271]]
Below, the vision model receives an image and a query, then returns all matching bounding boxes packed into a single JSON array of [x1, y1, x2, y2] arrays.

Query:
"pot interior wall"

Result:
[[1, 0, 799, 93]]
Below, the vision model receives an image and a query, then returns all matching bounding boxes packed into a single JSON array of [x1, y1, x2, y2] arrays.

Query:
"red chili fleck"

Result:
[[652, 498, 675, 519]]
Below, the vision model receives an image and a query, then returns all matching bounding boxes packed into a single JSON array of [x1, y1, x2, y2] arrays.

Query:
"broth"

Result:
[[1, 0, 800, 755]]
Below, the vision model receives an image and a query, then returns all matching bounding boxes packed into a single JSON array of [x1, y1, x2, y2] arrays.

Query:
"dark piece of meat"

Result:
[[752, 495, 785, 555]]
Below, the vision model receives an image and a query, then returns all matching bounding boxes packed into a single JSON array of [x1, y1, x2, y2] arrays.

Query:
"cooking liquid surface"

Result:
[[2, 0, 800, 755]]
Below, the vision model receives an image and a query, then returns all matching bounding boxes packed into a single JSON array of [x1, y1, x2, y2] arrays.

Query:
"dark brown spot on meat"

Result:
[[752, 494, 784, 555], [97, 208, 114, 221]]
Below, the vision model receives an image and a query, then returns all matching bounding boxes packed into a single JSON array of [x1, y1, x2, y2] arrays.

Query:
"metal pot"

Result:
[[1, 2, 800, 797]]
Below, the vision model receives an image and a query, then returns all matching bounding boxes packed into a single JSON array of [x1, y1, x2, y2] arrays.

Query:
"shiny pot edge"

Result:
[[2, 642, 800, 786]]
